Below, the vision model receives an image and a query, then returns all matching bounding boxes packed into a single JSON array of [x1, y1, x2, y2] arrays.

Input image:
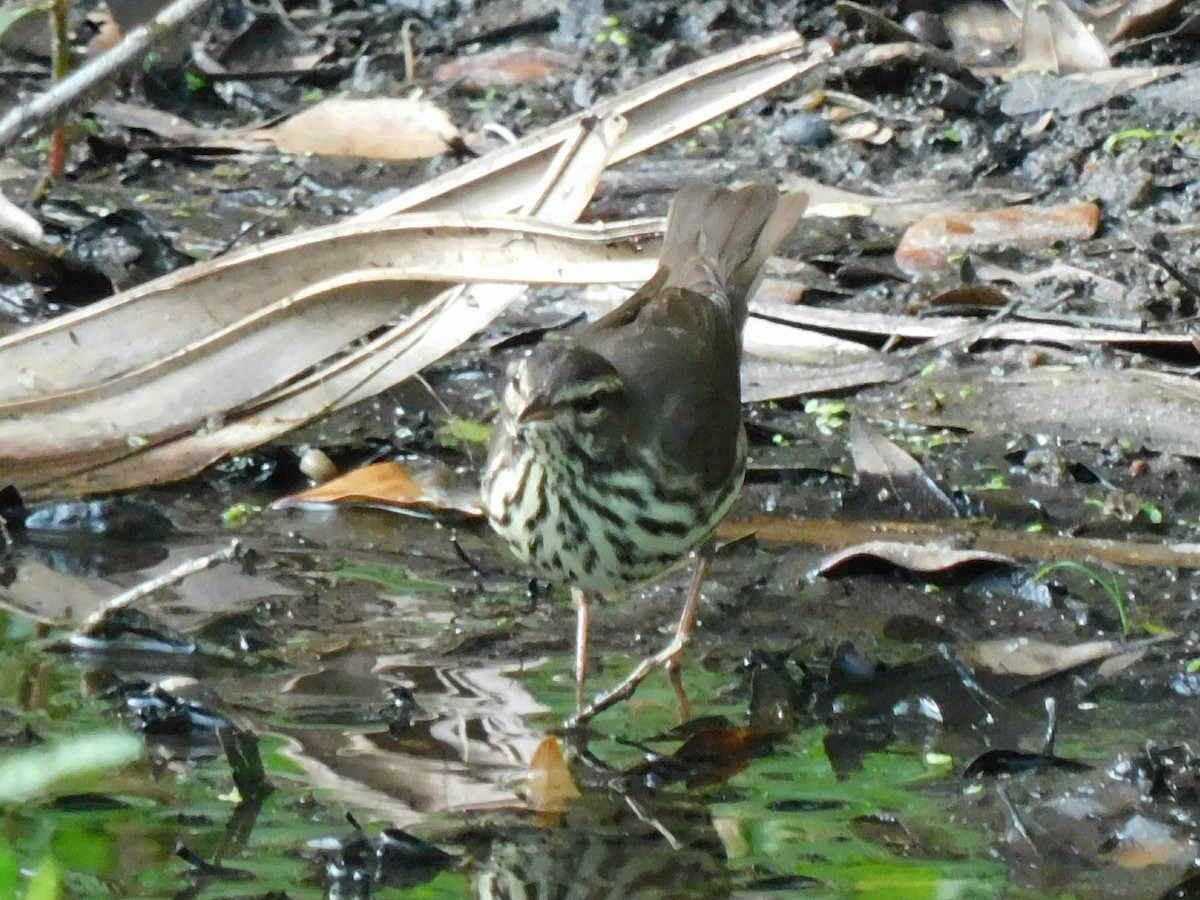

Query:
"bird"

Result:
[[482, 182, 806, 725]]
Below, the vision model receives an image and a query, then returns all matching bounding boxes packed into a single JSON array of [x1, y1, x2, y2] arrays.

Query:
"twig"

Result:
[[0, 0, 218, 153], [400, 18, 422, 82], [72, 538, 243, 640], [624, 795, 682, 851]]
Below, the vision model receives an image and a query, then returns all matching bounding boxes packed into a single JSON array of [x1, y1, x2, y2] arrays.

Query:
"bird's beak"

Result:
[[517, 404, 553, 424]]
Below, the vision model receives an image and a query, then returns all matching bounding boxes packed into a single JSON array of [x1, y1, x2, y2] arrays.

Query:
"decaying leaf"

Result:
[[1000, 66, 1183, 117], [1095, 0, 1190, 45], [814, 540, 1014, 578], [895, 201, 1101, 277], [275, 461, 483, 518], [433, 45, 573, 87], [955, 636, 1158, 677]]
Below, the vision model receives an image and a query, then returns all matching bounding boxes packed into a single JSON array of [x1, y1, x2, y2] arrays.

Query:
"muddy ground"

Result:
[[4, 0, 1200, 897]]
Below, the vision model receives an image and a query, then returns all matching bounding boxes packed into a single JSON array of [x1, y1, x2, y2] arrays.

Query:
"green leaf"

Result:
[[0, 730, 141, 804], [26, 855, 60, 900], [0, 835, 17, 898], [438, 415, 493, 447], [0, 1, 50, 43]]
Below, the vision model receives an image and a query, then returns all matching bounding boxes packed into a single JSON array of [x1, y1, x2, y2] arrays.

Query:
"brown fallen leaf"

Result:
[[526, 736, 581, 814], [895, 201, 1101, 277], [273, 461, 482, 518], [1098, 0, 1190, 44], [627, 726, 773, 788], [814, 540, 1014, 578], [433, 45, 573, 87]]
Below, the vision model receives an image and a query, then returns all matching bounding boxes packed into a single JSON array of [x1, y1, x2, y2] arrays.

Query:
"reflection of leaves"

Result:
[[326, 560, 457, 595]]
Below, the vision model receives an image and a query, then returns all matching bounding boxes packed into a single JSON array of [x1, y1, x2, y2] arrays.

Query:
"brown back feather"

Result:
[[576, 183, 806, 489]]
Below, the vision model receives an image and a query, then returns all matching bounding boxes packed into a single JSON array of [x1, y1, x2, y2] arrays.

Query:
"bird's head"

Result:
[[501, 343, 629, 457]]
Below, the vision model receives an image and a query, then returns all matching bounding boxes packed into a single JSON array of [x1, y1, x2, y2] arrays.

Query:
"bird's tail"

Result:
[[658, 183, 807, 331]]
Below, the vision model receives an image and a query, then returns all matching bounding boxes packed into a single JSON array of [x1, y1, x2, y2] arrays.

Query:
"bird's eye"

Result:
[[576, 395, 603, 416]]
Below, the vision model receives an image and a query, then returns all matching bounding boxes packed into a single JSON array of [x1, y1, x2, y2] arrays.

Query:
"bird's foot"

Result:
[[564, 633, 689, 728]]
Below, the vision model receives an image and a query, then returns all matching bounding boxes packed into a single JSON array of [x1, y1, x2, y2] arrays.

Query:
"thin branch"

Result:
[[0, 0, 217, 153], [72, 538, 244, 640]]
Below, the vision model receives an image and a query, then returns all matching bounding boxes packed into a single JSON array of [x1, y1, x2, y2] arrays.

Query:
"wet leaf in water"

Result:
[[963, 748, 1092, 777], [955, 635, 1161, 678], [630, 727, 776, 788], [526, 736, 580, 813], [275, 460, 483, 518], [1100, 814, 1195, 869]]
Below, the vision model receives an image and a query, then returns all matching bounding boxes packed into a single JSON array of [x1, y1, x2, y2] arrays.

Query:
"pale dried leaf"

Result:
[[252, 97, 459, 160], [957, 636, 1130, 676], [849, 418, 958, 519], [1019, 0, 1110, 73]]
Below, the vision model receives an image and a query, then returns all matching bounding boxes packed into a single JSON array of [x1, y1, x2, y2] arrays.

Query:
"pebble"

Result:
[[777, 112, 833, 148]]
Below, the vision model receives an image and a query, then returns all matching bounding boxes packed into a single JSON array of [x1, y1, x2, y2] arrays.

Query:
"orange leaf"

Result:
[[273, 461, 482, 517], [526, 736, 581, 813]]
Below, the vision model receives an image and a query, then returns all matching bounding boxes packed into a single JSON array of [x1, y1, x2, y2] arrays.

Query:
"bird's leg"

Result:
[[663, 551, 711, 673], [567, 550, 712, 727], [572, 587, 595, 718], [667, 664, 692, 723]]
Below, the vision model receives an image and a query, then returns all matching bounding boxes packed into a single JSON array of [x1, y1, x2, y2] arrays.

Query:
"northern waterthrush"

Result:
[[483, 183, 806, 724]]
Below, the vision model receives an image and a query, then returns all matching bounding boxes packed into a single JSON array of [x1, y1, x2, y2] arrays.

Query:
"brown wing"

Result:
[[575, 183, 805, 487], [577, 287, 741, 490]]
